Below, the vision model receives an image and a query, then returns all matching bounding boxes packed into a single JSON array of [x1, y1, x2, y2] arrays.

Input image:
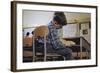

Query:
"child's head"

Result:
[[53, 12, 67, 29]]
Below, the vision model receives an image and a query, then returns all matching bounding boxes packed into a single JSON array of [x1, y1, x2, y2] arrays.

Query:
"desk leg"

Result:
[[80, 38, 83, 59], [86, 49, 89, 59]]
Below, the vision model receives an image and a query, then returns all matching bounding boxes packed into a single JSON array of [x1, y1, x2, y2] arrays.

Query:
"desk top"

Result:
[[63, 36, 90, 45]]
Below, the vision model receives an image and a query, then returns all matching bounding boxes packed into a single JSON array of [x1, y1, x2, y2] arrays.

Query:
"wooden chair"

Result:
[[23, 37, 33, 62], [33, 26, 65, 61]]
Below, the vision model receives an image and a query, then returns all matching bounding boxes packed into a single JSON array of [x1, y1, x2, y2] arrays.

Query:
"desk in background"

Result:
[[63, 36, 91, 59]]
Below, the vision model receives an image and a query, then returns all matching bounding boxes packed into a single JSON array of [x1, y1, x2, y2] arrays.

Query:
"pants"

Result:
[[35, 42, 73, 60], [55, 47, 73, 60]]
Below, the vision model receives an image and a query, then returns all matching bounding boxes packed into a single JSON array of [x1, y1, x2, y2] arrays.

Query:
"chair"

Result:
[[23, 37, 33, 62], [33, 26, 65, 61], [23, 37, 33, 49]]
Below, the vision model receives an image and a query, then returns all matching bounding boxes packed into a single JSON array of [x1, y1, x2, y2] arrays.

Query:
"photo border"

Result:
[[11, 1, 98, 72]]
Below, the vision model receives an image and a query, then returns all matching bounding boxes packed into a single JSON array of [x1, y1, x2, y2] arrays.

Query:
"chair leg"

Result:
[[44, 36, 46, 61], [32, 36, 35, 62], [63, 56, 66, 60]]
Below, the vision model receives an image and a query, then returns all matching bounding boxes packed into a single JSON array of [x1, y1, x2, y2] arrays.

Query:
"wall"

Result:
[[23, 10, 91, 41], [0, 0, 99, 73], [80, 22, 91, 43], [23, 10, 90, 28], [62, 24, 79, 37], [23, 10, 54, 28]]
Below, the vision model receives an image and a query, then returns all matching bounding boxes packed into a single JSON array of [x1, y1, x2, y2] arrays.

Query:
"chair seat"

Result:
[[46, 53, 62, 57]]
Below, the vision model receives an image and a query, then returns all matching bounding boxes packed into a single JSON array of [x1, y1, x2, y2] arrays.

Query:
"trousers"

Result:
[[55, 47, 73, 60]]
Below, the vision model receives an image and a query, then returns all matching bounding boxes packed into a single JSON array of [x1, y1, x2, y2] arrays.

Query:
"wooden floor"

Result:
[[23, 52, 90, 62]]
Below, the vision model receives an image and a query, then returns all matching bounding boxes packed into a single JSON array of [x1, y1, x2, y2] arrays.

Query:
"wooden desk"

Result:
[[63, 36, 91, 59]]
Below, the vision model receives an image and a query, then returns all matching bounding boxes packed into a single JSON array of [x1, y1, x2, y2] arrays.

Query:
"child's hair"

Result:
[[54, 12, 67, 26], [53, 15, 62, 24]]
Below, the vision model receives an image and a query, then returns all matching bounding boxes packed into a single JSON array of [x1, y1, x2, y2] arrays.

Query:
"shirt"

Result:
[[47, 21, 66, 49]]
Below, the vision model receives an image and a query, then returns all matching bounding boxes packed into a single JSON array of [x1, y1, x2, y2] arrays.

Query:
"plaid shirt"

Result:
[[47, 21, 66, 49]]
